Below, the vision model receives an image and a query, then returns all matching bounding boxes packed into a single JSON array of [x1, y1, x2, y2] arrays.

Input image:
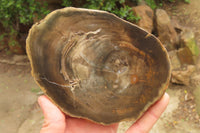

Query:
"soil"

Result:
[[0, 0, 200, 133]]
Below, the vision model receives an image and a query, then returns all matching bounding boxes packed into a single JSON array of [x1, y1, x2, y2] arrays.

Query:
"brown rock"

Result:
[[13, 55, 28, 63], [156, 9, 178, 51], [168, 50, 181, 70], [171, 65, 196, 85], [191, 74, 200, 86], [177, 47, 195, 65], [180, 29, 199, 56], [171, 17, 183, 34], [137, 0, 146, 5], [132, 5, 154, 33]]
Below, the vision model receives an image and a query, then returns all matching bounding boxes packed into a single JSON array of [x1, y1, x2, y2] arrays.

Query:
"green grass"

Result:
[[31, 88, 41, 93]]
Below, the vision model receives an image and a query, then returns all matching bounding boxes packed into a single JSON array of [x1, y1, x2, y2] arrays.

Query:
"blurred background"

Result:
[[0, 0, 200, 132]]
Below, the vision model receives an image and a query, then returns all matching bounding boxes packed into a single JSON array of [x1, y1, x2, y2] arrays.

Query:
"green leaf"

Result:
[[144, 0, 157, 9], [6, 1, 15, 8], [62, 0, 72, 7], [119, 0, 125, 4], [184, 0, 190, 3]]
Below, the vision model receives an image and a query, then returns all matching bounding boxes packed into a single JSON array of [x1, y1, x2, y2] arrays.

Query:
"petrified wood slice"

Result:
[[26, 7, 171, 125]]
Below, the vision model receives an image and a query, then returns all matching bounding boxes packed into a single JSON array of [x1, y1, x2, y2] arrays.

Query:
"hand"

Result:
[[38, 93, 169, 133]]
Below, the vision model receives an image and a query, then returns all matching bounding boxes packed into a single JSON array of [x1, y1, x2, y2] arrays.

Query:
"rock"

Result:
[[171, 17, 184, 34], [13, 55, 28, 63], [132, 5, 154, 33], [191, 74, 200, 86], [168, 50, 181, 70], [156, 9, 178, 51], [137, 0, 146, 5], [184, 93, 194, 102], [0, 54, 29, 65], [180, 29, 199, 56], [177, 47, 195, 65], [171, 65, 196, 85]]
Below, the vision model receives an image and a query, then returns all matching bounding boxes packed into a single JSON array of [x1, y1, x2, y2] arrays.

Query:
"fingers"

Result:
[[65, 117, 119, 133], [38, 95, 118, 133], [38, 95, 66, 133], [37, 93, 169, 133], [126, 93, 169, 133]]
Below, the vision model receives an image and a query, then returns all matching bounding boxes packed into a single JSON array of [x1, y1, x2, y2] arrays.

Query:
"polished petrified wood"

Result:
[[26, 7, 171, 125]]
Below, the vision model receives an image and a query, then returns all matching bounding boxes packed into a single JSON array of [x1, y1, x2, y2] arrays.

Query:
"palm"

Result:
[[64, 117, 118, 133]]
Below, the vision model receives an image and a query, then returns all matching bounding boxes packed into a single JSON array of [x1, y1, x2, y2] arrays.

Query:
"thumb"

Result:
[[38, 95, 66, 133]]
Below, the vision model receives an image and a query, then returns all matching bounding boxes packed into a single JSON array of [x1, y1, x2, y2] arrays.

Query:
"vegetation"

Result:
[[0, 0, 191, 31], [168, 0, 190, 3], [0, 0, 191, 54], [0, 0, 49, 31], [62, 0, 141, 22], [135, 0, 191, 9], [0, 0, 49, 50], [61, 0, 190, 20]]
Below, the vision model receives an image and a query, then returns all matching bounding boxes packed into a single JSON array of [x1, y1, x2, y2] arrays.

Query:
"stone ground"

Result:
[[1, 0, 200, 132]]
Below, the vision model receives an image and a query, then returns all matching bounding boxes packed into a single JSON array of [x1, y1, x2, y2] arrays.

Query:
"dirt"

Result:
[[0, 52, 43, 133], [117, 85, 200, 133], [1, 0, 200, 132]]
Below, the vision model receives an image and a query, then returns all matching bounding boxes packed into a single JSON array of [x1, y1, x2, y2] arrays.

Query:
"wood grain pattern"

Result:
[[26, 7, 171, 125]]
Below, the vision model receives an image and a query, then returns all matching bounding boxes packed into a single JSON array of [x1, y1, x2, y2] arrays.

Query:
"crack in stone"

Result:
[[40, 77, 71, 88]]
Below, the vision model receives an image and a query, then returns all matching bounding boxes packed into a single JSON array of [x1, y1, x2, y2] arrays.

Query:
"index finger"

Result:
[[126, 93, 169, 133]]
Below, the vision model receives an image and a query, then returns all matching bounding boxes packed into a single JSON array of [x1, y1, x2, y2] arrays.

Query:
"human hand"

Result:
[[38, 93, 169, 133]]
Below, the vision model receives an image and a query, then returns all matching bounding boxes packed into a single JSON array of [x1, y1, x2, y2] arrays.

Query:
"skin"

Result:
[[38, 93, 169, 133]]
